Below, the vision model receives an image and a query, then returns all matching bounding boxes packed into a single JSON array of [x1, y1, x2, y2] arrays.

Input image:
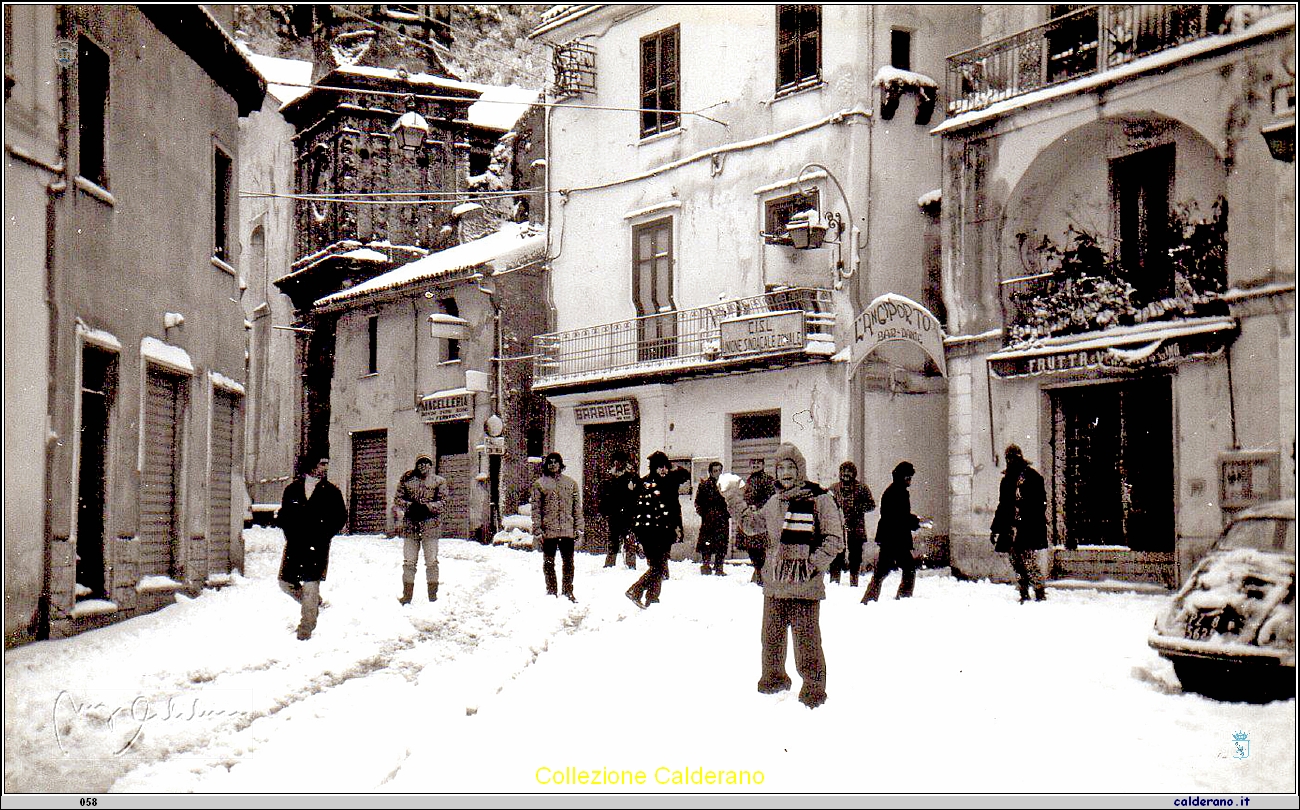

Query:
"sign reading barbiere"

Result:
[[574, 399, 639, 424], [849, 294, 947, 377]]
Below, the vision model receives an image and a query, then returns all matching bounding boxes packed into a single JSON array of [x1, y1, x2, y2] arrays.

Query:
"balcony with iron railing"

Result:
[[533, 287, 837, 392], [944, 5, 1280, 117]]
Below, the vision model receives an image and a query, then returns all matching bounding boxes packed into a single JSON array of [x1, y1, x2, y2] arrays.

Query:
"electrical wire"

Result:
[[238, 190, 547, 206]]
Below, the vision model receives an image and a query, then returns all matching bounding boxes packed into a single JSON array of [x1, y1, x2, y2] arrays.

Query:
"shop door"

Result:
[[1052, 378, 1173, 550], [141, 369, 185, 579], [76, 346, 116, 599], [208, 389, 239, 574], [436, 422, 471, 539], [583, 420, 640, 553], [349, 429, 388, 534]]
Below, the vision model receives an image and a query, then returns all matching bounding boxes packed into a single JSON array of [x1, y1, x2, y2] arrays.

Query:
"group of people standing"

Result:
[[272, 440, 1048, 711]]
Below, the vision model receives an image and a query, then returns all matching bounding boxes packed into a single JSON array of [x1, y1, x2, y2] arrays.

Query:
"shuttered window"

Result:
[[141, 369, 185, 578], [640, 26, 679, 137], [208, 389, 239, 575], [349, 429, 388, 534], [730, 410, 781, 477]]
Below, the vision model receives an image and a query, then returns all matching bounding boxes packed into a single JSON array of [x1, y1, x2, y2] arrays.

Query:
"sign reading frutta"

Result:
[[573, 399, 638, 424], [719, 311, 806, 358], [420, 391, 474, 423], [850, 293, 946, 377]]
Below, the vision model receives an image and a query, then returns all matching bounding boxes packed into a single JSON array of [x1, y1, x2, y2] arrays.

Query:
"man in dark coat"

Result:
[[862, 461, 922, 603], [991, 444, 1048, 603], [694, 461, 730, 576], [277, 456, 348, 640], [625, 451, 687, 607], [829, 461, 875, 587], [598, 450, 640, 569], [738, 458, 777, 585]]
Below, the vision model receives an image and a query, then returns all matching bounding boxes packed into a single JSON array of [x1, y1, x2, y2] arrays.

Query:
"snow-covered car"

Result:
[[1149, 499, 1295, 702]]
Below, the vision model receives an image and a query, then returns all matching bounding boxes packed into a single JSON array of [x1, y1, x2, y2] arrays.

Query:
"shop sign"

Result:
[[420, 391, 474, 423], [573, 399, 638, 425], [849, 293, 946, 377], [719, 311, 805, 358], [989, 328, 1231, 379]]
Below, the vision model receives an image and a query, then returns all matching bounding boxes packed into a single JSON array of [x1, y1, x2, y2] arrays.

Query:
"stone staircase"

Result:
[[1050, 548, 1177, 588]]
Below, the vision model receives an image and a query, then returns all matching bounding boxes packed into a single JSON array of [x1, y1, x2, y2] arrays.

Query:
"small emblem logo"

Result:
[[53, 38, 76, 68], [1232, 731, 1250, 760]]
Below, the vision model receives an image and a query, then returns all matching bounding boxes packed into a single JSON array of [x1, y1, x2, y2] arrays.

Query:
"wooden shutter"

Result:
[[141, 369, 184, 578], [208, 389, 239, 574]]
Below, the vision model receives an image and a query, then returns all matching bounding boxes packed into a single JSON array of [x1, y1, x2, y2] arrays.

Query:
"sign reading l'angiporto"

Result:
[[849, 293, 946, 377]]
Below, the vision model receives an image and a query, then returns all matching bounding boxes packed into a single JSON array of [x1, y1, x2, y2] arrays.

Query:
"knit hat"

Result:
[[544, 451, 565, 470], [772, 443, 808, 489], [415, 455, 433, 467]]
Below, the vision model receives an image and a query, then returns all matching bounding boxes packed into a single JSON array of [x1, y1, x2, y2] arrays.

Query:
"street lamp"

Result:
[[784, 162, 862, 284], [392, 99, 431, 151]]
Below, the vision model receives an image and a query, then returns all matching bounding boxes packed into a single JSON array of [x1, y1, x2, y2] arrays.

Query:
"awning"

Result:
[[988, 316, 1237, 379]]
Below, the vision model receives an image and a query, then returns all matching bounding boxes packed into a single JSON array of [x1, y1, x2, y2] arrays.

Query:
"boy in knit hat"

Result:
[[719, 443, 844, 708]]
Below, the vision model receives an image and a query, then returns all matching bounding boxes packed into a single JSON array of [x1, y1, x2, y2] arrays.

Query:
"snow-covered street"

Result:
[[4, 527, 1295, 795]]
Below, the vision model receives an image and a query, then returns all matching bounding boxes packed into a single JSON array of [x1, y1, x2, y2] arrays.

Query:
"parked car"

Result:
[[1149, 499, 1295, 702]]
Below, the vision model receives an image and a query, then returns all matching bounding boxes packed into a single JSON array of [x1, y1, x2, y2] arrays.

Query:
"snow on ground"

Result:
[[4, 527, 1294, 795]]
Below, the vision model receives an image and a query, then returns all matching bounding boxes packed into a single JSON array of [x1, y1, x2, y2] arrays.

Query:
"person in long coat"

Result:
[[598, 450, 640, 569], [991, 444, 1048, 603], [625, 452, 687, 607], [720, 443, 844, 709], [277, 456, 348, 640], [829, 461, 875, 587], [694, 461, 730, 576], [394, 455, 447, 605], [861, 461, 921, 603]]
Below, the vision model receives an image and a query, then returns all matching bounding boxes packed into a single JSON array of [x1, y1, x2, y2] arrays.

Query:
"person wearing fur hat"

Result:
[[529, 452, 584, 601], [394, 455, 447, 605], [626, 451, 689, 607], [862, 461, 922, 603], [719, 443, 844, 708]]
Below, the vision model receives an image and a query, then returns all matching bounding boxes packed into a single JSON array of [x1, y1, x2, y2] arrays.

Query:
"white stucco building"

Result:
[[530, 5, 980, 553]]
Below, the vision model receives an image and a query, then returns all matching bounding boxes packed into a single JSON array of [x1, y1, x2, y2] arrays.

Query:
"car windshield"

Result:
[[1220, 516, 1296, 553]]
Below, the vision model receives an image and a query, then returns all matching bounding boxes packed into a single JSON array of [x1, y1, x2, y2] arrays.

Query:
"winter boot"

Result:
[[849, 572, 859, 588], [604, 552, 618, 568], [830, 572, 841, 585], [1034, 587, 1047, 602], [399, 582, 415, 606], [701, 563, 712, 576], [427, 581, 438, 602]]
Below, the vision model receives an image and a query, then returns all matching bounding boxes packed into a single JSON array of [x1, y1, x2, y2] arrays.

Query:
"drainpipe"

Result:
[[850, 5, 878, 471]]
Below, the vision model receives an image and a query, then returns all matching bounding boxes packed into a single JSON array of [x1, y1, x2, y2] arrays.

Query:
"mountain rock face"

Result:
[[233, 4, 547, 87]]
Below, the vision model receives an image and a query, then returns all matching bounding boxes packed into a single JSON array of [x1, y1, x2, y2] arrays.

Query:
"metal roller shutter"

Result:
[[349, 430, 388, 534], [437, 454, 472, 539], [141, 370, 184, 578], [208, 389, 238, 575], [730, 410, 780, 477]]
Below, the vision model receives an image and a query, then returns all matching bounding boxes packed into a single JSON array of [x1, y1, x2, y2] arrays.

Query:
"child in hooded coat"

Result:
[[721, 443, 844, 708]]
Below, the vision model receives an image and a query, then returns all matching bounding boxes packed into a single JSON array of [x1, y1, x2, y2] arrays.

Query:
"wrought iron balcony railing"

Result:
[[945, 5, 1253, 116], [533, 287, 836, 389]]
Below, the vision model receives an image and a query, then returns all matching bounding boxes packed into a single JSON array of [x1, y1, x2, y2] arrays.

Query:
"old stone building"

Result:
[[936, 5, 1295, 584]]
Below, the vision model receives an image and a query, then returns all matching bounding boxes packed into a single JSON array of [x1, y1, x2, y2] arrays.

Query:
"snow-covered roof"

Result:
[[463, 84, 540, 132], [245, 52, 313, 106], [332, 64, 483, 95], [314, 222, 546, 310]]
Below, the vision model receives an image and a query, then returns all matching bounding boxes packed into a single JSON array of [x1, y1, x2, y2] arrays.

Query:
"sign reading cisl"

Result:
[[849, 294, 946, 377], [719, 310, 806, 358]]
